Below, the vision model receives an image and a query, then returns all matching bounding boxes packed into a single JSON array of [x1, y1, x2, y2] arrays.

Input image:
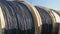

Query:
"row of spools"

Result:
[[0, 1, 60, 34]]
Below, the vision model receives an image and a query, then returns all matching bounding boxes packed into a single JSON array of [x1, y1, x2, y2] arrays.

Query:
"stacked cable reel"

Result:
[[0, 0, 41, 34], [35, 6, 60, 34], [35, 6, 56, 34], [50, 9, 60, 34]]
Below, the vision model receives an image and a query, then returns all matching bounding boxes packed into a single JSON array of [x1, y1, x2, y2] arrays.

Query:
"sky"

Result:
[[26, 0, 60, 11]]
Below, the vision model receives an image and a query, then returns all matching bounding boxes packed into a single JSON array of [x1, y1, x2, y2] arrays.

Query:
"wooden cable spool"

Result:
[[17, 2, 42, 34], [49, 11, 60, 34], [50, 10, 60, 34], [35, 6, 56, 34], [43, 9, 60, 34], [39, 7, 60, 34], [39, 8, 57, 34], [0, 1, 41, 34]]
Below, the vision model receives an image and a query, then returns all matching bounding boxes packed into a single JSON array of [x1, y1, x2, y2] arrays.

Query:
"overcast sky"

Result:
[[27, 0, 60, 11]]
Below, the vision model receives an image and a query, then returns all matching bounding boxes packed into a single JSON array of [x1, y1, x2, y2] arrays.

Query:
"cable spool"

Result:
[[35, 6, 56, 34], [0, 1, 41, 34], [7, 1, 42, 34], [41, 7, 60, 34], [19, 2, 42, 34], [37, 6, 60, 34], [0, 1, 32, 34], [50, 10, 60, 34], [16, 1, 42, 34], [38, 7, 57, 34], [42, 8, 60, 34]]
